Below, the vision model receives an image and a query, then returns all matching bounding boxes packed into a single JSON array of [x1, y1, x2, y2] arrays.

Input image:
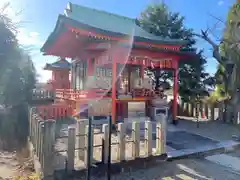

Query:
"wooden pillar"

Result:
[[71, 62, 76, 90], [140, 65, 144, 79], [112, 56, 117, 124], [88, 58, 94, 76], [173, 61, 179, 125], [127, 65, 131, 92], [75, 64, 79, 90]]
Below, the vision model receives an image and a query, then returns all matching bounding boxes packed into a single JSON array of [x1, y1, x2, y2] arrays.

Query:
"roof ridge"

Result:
[[69, 2, 135, 22]]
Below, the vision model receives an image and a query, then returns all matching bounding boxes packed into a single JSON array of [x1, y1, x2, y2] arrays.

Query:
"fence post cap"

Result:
[[68, 126, 76, 130], [46, 119, 56, 123]]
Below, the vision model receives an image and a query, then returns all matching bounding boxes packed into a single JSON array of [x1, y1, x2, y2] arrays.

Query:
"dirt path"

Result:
[[0, 151, 20, 179], [0, 151, 33, 179]]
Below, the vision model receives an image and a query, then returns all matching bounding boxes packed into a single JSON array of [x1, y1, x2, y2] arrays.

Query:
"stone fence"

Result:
[[179, 101, 240, 124], [29, 107, 167, 179]]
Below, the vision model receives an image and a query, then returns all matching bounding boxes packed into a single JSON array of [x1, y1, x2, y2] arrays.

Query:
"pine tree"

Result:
[[138, 3, 211, 102]]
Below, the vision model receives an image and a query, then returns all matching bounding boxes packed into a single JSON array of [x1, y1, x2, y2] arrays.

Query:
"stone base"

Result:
[[54, 154, 168, 179]]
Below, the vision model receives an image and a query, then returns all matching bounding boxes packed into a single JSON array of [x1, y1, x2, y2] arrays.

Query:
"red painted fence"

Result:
[[36, 103, 73, 120]]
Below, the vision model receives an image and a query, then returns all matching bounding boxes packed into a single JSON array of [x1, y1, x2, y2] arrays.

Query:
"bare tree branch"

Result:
[[208, 13, 225, 24], [192, 31, 224, 65]]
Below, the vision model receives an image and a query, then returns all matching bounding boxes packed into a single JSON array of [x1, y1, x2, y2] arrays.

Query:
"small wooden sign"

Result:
[[159, 59, 177, 69], [88, 99, 111, 116]]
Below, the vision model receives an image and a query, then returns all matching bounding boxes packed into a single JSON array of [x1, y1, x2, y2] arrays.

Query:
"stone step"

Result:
[[206, 154, 240, 172], [167, 140, 240, 160]]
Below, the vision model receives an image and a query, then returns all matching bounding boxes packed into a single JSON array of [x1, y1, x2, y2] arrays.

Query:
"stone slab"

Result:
[[206, 154, 240, 172], [167, 140, 240, 160]]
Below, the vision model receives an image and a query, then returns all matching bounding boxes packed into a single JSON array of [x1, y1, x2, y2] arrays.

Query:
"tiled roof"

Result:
[[44, 58, 70, 70], [41, 2, 189, 53], [64, 2, 186, 44]]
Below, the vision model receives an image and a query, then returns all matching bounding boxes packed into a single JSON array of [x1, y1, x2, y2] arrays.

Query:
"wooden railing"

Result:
[[32, 89, 55, 100], [55, 88, 166, 101], [55, 89, 110, 100], [35, 103, 73, 120]]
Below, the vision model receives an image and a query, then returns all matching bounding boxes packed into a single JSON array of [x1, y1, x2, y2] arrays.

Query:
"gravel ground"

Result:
[[98, 158, 240, 180], [0, 151, 33, 180], [60, 158, 240, 180]]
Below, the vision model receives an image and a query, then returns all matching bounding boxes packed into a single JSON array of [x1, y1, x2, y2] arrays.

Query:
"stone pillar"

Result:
[[201, 103, 205, 119], [205, 104, 209, 119], [36, 120, 44, 159], [39, 123, 45, 165], [145, 121, 152, 156], [132, 121, 140, 159], [76, 119, 88, 160], [219, 104, 224, 121], [186, 103, 189, 116], [156, 114, 166, 154], [118, 123, 126, 161], [193, 104, 196, 117], [67, 127, 76, 172], [29, 107, 35, 141], [237, 112, 240, 124], [102, 124, 109, 163], [42, 120, 56, 179], [84, 125, 93, 165], [211, 106, 215, 121]]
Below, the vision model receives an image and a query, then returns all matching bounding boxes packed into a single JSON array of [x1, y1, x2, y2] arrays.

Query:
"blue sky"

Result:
[[1, 0, 235, 82]]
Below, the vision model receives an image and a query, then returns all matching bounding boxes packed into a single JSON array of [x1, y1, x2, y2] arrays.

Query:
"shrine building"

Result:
[[41, 2, 195, 124]]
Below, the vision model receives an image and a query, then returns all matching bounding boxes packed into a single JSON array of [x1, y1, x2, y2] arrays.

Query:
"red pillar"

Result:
[[88, 58, 94, 76], [140, 65, 144, 79], [127, 65, 131, 92], [111, 56, 117, 124], [173, 60, 179, 125]]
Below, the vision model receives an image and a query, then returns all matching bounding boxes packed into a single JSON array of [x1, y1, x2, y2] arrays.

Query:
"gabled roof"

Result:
[[41, 3, 188, 53], [64, 2, 186, 44], [44, 58, 71, 70]]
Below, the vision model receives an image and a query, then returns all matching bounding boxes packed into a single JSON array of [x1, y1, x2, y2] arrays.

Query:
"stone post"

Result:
[[132, 121, 140, 159], [205, 104, 209, 119], [29, 107, 35, 141], [145, 121, 152, 156], [34, 116, 39, 149], [183, 102, 187, 113], [201, 103, 205, 119], [84, 125, 93, 165], [42, 120, 56, 179], [219, 104, 224, 121], [193, 104, 196, 117], [190, 103, 194, 117], [211, 106, 215, 121], [207, 106, 211, 120], [37, 121, 44, 159], [76, 119, 88, 160], [67, 126, 76, 172], [156, 114, 166, 155], [185, 103, 189, 116], [118, 123, 126, 161], [237, 112, 240, 124], [102, 124, 109, 163], [161, 114, 167, 154], [39, 123, 45, 165]]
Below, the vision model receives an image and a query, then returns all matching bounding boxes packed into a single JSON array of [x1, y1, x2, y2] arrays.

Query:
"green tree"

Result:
[[193, 0, 240, 121], [0, 5, 36, 150], [137, 3, 211, 102]]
